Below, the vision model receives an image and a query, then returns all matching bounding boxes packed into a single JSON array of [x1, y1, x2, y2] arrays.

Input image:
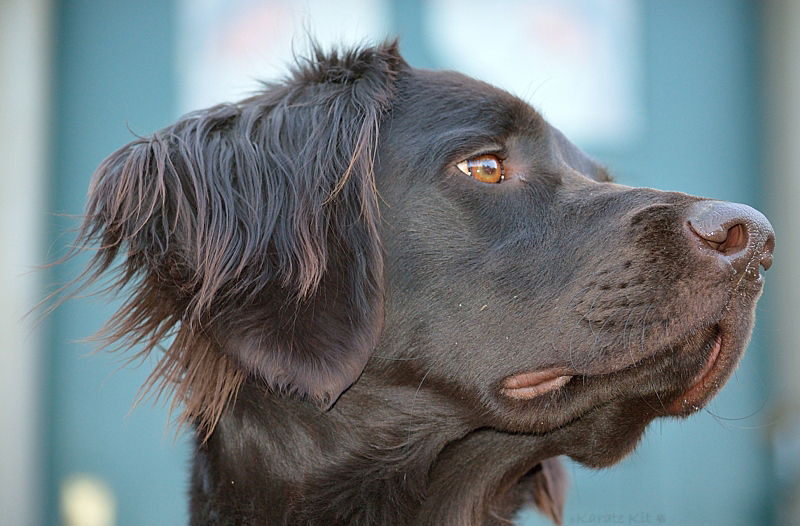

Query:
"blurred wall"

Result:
[[45, 1, 190, 525], [0, 1, 53, 525], [764, 1, 800, 524]]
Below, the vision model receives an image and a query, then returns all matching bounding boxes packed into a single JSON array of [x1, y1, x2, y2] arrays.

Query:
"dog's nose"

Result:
[[686, 201, 775, 281]]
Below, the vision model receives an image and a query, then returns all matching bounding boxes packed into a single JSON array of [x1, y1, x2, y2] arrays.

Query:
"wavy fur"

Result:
[[68, 42, 403, 438]]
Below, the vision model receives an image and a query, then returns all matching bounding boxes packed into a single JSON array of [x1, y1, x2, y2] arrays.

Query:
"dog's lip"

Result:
[[500, 325, 734, 407], [665, 329, 724, 414], [500, 369, 574, 399], [501, 329, 726, 405]]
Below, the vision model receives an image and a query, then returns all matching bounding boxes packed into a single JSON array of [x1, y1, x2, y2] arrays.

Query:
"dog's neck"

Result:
[[190, 378, 554, 525]]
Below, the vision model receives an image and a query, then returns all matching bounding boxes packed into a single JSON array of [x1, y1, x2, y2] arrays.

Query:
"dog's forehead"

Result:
[[397, 68, 547, 137]]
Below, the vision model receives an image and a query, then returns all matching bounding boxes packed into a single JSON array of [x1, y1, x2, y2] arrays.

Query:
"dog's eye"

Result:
[[456, 154, 504, 183]]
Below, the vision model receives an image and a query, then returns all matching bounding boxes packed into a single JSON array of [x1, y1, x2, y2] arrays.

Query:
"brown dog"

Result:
[[64, 42, 774, 525]]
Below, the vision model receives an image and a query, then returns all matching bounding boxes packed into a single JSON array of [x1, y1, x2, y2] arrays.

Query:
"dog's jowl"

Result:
[[63, 43, 775, 525]]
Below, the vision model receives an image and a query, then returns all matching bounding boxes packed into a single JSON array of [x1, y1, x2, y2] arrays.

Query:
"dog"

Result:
[[63, 42, 775, 525]]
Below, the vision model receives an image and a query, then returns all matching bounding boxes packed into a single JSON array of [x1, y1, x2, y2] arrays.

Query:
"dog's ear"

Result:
[[72, 42, 405, 436], [525, 457, 567, 525]]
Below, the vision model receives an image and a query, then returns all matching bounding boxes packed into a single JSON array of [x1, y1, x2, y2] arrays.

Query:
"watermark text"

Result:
[[569, 512, 666, 524]]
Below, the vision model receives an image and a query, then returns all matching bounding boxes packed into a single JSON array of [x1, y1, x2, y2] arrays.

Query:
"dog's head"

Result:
[[68, 42, 773, 524]]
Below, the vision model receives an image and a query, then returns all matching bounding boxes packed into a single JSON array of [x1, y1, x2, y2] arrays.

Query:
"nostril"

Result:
[[688, 220, 749, 255], [686, 200, 775, 280], [720, 223, 746, 254]]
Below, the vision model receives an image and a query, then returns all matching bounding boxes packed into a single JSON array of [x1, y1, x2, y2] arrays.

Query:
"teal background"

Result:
[[46, 2, 188, 525], [46, 1, 771, 524]]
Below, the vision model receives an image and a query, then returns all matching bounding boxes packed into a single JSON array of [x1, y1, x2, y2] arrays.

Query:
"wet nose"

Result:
[[686, 201, 775, 281]]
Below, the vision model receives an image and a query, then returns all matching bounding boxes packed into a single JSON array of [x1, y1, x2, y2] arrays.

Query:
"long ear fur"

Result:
[[70, 42, 404, 437], [526, 457, 567, 525]]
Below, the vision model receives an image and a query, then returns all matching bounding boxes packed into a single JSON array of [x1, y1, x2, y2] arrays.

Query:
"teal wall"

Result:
[[47, 1, 770, 525], [47, 1, 190, 525]]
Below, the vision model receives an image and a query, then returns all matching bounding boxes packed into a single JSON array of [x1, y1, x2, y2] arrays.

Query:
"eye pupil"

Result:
[[467, 154, 503, 183]]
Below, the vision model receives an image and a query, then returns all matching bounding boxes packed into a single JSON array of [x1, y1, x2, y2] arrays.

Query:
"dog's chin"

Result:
[[495, 298, 757, 452], [541, 327, 744, 469], [661, 328, 723, 415], [662, 320, 750, 417]]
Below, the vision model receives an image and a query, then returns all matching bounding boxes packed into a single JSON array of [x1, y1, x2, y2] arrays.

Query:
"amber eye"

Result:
[[456, 154, 504, 183]]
